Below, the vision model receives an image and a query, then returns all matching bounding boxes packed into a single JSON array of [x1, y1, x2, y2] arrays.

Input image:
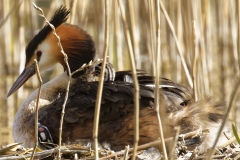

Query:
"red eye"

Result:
[[37, 51, 42, 57]]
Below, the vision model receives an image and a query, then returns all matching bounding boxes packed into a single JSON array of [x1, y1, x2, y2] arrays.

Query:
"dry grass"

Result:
[[0, 0, 240, 159]]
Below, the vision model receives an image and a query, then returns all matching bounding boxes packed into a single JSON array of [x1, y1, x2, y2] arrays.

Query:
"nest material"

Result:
[[1, 131, 240, 160]]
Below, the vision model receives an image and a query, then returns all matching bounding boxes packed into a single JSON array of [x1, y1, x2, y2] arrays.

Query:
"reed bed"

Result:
[[0, 0, 240, 159]]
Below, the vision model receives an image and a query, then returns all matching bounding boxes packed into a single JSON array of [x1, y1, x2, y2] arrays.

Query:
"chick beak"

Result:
[[7, 63, 36, 97]]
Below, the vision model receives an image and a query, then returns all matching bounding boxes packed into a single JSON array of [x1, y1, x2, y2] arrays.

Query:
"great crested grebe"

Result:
[[8, 5, 228, 151]]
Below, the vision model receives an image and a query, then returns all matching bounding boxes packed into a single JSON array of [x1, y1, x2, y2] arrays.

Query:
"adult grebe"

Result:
[[8, 6, 227, 152]]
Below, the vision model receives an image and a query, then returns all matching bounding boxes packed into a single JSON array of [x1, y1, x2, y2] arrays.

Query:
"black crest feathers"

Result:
[[49, 5, 70, 28], [25, 6, 70, 66]]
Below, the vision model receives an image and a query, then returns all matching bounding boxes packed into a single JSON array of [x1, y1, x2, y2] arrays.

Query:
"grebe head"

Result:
[[7, 6, 96, 97]]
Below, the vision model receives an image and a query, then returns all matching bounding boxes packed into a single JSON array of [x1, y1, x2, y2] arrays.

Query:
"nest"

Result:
[[1, 130, 240, 160]]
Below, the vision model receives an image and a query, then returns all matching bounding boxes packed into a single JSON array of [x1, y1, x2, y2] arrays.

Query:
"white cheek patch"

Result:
[[35, 40, 58, 71]]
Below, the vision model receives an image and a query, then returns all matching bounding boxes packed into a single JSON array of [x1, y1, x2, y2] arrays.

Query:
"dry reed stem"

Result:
[[192, 21, 198, 101], [0, 147, 90, 160], [154, 0, 168, 159], [179, 129, 209, 141], [32, 3, 72, 159], [229, 0, 240, 76], [169, 127, 180, 160], [195, 155, 226, 160], [201, 0, 210, 97], [160, 1, 193, 88], [93, 0, 109, 159], [30, 59, 42, 160], [238, 1, 240, 73], [113, 0, 124, 70], [220, 133, 240, 148], [0, 0, 23, 28], [117, 0, 140, 159], [147, 0, 156, 75], [207, 78, 240, 159], [127, 0, 140, 68], [79, 0, 89, 28], [123, 145, 129, 160], [69, 0, 78, 24], [223, 131, 237, 148]]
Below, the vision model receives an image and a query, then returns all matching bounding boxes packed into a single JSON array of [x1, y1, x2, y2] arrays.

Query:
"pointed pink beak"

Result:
[[7, 64, 36, 97]]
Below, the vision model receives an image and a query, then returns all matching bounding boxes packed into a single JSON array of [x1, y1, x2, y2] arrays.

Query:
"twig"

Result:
[[32, 3, 72, 159], [207, 78, 240, 159], [117, 1, 140, 159], [30, 60, 42, 160], [0, 147, 91, 160], [93, 0, 109, 159], [220, 133, 240, 148], [194, 155, 226, 160], [123, 145, 129, 160], [154, 1, 168, 160], [160, 0, 193, 88], [169, 127, 180, 160], [178, 129, 208, 141]]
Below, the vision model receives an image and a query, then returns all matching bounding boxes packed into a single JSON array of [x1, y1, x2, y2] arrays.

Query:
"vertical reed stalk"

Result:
[[160, 1, 193, 88], [113, 0, 124, 70], [148, 0, 156, 75], [192, 21, 198, 101], [154, 0, 168, 159], [117, 0, 139, 159], [30, 59, 42, 160], [128, 0, 140, 68], [69, 0, 78, 24], [93, 0, 109, 159]]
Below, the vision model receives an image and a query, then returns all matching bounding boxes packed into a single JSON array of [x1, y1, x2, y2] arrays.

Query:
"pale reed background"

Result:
[[0, 0, 240, 146]]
